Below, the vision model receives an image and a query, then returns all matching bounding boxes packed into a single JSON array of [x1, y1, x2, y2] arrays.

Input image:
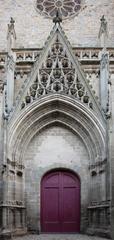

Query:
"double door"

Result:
[[41, 170, 80, 233]]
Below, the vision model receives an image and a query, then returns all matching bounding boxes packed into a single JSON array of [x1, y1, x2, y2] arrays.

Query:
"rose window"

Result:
[[36, 0, 81, 19]]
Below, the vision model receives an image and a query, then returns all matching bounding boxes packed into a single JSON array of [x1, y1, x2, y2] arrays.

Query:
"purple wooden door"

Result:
[[41, 170, 80, 233]]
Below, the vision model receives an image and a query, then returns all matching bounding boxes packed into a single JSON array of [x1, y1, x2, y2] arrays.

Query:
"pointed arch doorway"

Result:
[[41, 170, 80, 233]]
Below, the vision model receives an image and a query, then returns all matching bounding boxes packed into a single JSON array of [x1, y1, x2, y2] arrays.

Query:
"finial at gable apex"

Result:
[[53, 9, 62, 24]]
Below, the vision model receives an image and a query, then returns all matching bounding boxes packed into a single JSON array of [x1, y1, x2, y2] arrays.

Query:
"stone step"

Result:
[[12, 234, 109, 240]]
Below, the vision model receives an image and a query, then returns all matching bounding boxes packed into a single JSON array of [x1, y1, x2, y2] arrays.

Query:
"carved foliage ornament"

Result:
[[21, 35, 95, 110], [36, 0, 81, 19]]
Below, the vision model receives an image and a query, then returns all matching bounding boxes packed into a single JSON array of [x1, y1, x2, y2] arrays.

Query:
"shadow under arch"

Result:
[[20, 119, 92, 166]]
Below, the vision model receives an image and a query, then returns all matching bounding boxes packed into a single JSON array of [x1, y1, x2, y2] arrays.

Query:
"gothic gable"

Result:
[[12, 23, 104, 121]]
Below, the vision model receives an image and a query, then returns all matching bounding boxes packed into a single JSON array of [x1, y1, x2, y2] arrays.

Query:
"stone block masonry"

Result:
[[0, 0, 114, 50]]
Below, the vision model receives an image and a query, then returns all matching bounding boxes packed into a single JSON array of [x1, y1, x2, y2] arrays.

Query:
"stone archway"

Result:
[[6, 95, 106, 235], [8, 95, 106, 164]]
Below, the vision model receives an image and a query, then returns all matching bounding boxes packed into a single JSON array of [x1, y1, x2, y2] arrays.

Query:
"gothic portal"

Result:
[[0, 1, 114, 239]]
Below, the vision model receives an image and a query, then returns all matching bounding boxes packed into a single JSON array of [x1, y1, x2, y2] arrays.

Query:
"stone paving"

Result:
[[12, 234, 108, 240]]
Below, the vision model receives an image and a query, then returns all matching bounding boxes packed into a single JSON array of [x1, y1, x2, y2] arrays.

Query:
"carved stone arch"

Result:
[[14, 112, 101, 165], [8, 95, 106, 167], [16, 120, 93, 165]]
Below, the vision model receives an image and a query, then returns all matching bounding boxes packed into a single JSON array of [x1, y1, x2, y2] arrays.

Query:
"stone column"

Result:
[[0, 18, 16, 239], [0, 95, 11, 238], [110, 72, 114, 239], [99, 51, 109, 113], [99, 17, 111, 231], [6, 17, 16, 112], [0, 81, 4, 234], [6, 55, 15, 112], [99, 16, 109, 113]]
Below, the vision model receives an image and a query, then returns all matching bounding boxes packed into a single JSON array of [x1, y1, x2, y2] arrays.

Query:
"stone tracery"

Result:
[[36, 0, 81, 19], [21, 35, 96, 110]]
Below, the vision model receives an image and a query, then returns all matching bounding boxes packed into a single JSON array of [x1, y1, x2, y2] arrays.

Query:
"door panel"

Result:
[[41, 170, 80, 233]]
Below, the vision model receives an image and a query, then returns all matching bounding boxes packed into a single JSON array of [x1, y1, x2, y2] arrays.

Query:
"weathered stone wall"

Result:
[[110, 71, 114, 239], [24, 125, 89, 232], [0, 67, 4, 201], [0, 0, 114, 51], [0, 92, 3, 228], [0, 79, 4, 229]]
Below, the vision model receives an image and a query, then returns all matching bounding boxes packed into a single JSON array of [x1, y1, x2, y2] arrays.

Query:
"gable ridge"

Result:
[[10, 23, 105, 122]]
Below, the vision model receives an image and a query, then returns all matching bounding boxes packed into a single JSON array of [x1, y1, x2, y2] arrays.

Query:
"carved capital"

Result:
[[7, 158, 25, 169], [89, 158, 107, 175], [0, 200, 24, 208]]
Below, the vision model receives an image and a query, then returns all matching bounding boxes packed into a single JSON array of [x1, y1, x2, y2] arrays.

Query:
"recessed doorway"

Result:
[[41, 170, 80, 233]]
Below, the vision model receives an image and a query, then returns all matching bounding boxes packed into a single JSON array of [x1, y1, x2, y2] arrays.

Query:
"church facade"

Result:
[[0, 0, 114, 239]]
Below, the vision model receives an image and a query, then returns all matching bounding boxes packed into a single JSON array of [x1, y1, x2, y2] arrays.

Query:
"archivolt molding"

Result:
[[14, 118, 94, 165], [7, 95, 106, 167], [12, 111, 102, 164]]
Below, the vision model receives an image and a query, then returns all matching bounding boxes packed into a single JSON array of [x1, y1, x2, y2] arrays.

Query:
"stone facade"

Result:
[[0, 0, 114, 50], [0, 1, 114, 239]]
